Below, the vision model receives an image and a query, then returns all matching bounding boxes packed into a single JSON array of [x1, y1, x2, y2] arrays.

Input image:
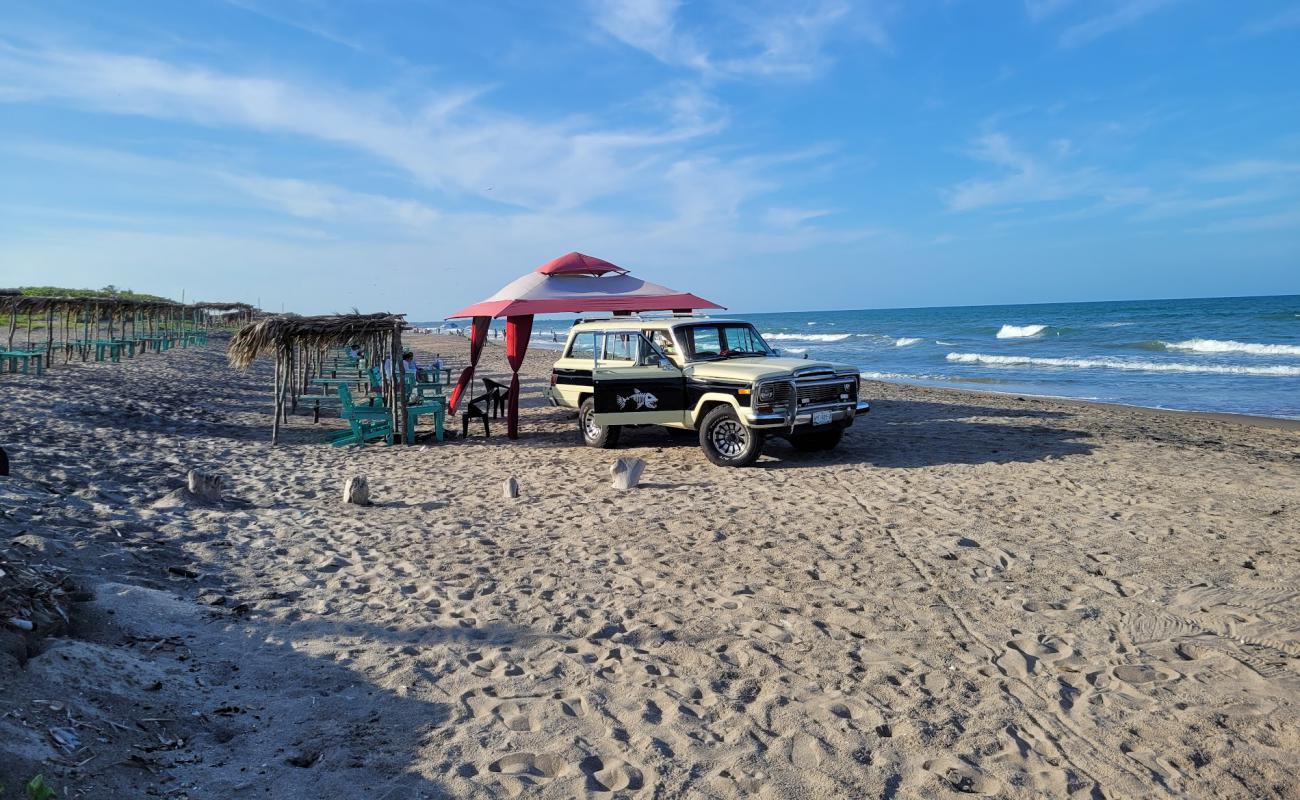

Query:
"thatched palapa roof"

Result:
[[227, 312, 406, 370], [192, 301, 256, 312], [2, 294, 184, 315]]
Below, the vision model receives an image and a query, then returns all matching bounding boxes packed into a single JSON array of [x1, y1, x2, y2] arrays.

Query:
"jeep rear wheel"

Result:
[[787, 427, 843, 452], [699, 405, 764, 467], [579, 397, 620, 448]]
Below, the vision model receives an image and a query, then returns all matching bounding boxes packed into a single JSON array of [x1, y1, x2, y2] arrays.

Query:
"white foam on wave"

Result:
[[894, 337, 923, 346], [784, 347, 808, 354], [764, 332, 852, 342], [1164, 338, 1300, 357], [946, 352, 1300, 376], [996, 324, 1048, 339]]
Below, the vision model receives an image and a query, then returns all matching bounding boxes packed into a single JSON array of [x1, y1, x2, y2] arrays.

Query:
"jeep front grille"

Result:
[[796, 381, 851, 407], [762, 382, 794, 406]]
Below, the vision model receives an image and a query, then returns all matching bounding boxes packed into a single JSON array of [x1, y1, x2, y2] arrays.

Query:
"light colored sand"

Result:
[[1, 333, 1298, 798]]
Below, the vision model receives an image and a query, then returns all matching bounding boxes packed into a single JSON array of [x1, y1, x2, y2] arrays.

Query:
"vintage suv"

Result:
[[544, 316, 869, 466]]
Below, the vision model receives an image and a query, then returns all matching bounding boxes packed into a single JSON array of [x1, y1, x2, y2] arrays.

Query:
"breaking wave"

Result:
[[894, 337, 923, 346], [1164, 338, 1300, 357], [946, 352, 1300, 376], [764, 332, 853, 342], [996, 324, 1049, 339]]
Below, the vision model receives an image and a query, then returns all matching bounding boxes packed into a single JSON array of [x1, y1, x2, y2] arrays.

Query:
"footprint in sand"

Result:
[[996, 635, 1083, 678], [579, 755, 644, 793], [488, 752, 567, 779], [744, 620, 794, 643], [495, 701, 537, 732], [922, 756, 1002, 795], [789, 732, 826, 769], [1112, 663, 1179, 685]]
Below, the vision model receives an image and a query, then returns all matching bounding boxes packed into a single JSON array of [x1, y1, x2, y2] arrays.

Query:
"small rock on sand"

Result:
[[610, 457, 646, 490], [186, 470, 223, 502], [343, 475, 370, 505], [503, 477, 519, 499]]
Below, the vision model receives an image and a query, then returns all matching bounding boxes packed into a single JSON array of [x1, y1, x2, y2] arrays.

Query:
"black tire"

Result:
[[698, 405, 765, 467], [787, 427, 843, 452], [579, 397, 620, 448]]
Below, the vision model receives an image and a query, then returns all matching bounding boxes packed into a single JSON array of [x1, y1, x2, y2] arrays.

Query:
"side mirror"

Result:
[[773, 348, 782, 356]]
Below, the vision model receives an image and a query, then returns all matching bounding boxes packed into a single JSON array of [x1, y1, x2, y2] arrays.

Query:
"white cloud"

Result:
[[1198, 206, 1300, 233], [943, 132, 1154, 215], [1059, 0, 1180, 48], [1024, 0, 1076, 23], [590, 0, 884, 80], [764, 207, 834, 228], [218, 174, 442, 229], [0, 41, 726, 213], [1193, 159, 1300, 182], [591, 0, 711, 72], [944, 133, 1075, 211], [1239, 5, 1300, 37]]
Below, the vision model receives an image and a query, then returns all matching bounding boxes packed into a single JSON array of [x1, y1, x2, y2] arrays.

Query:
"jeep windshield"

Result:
[[679, 323, 775, 362]]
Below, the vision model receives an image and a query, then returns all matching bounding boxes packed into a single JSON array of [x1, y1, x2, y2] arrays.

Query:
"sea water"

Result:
[[433, 295, 1300, 419]]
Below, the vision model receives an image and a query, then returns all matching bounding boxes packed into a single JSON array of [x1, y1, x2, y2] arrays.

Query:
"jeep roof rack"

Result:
[[570, 311, 713, 325]]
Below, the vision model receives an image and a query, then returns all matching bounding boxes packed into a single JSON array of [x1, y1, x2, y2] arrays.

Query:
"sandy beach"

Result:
[[2, 334, 1298, 799]]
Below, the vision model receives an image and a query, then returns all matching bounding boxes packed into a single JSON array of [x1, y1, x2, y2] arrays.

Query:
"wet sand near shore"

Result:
[[1, 334, 1298, 798]]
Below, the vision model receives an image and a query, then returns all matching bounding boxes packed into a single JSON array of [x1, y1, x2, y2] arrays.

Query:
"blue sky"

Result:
[[1, 0, 1297, 317]]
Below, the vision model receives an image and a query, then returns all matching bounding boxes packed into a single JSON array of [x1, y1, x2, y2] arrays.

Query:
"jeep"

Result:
[[544, 316, 869, 466]]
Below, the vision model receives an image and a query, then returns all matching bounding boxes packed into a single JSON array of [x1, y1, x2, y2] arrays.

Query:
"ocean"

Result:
[[423, 295, 1300, 419]]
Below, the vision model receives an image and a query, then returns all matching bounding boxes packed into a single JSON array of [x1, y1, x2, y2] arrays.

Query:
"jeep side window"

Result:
[[686, 327, 722, 358], [567, 333, 596, 360], [601, 333, 637, 363], [647, 330, 678, 359], [724, 326, 767, 354]]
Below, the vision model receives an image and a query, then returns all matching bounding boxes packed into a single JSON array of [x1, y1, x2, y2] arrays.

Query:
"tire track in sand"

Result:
[[830, 472, 1162, 798]]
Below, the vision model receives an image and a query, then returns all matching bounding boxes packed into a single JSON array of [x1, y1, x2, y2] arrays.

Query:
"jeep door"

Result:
[[591, 331, 686, 426]]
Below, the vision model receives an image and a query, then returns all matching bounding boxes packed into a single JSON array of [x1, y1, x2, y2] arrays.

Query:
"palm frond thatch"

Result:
[[226, 312, 406, 370]]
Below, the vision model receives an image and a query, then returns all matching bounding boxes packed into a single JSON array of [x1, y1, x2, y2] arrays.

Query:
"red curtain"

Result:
[[449, 315, 490, 413], [504, 314, 534, 439]]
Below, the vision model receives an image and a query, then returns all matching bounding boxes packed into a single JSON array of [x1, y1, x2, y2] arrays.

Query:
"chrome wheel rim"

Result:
[[709, 418, 748, 458], [582, 408, 601, 440]]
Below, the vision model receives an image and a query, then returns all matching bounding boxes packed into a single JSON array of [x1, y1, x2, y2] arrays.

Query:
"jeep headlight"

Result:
[[757, 383, 775, 402]]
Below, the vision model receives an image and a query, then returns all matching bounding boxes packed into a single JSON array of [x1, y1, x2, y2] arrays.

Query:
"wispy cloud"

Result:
[[1024, 0, 1076, 23], [1059, 0, 1180, 48], [944, 133, 1085, 211], [1198, 206, 1300, 233], [0, 40, 730, 213], [590, 0, 884, 80], [1193, 159, 1300, 182], [1239, 4, 1300, 37]]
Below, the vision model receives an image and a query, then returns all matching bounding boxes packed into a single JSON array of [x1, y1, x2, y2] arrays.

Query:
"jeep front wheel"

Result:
[[699, 405, 764, 467], [579, 397, 620, 448]]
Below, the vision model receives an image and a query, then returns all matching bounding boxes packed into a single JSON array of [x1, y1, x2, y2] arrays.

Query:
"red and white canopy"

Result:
[[444, 252, 722, 440], [447, 251, 722, 319]]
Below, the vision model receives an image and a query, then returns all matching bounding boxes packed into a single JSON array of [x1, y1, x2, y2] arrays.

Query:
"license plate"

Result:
[[812, 410, 832, 426]]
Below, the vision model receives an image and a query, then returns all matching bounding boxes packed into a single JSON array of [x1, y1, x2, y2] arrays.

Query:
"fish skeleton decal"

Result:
[[616, 389, 659, 410]]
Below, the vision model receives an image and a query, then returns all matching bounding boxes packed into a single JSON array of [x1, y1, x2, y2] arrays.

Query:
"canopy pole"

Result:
[[448, 316, 490, 414], [504, 314, 533, 439]]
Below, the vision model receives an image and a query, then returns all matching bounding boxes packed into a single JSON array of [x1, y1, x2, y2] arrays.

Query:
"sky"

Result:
[[1, 0, 1298, 318]]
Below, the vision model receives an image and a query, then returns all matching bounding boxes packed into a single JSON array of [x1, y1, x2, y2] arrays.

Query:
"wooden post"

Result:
[[395, 325, 410, 444], [272, 349, 282, 444]]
